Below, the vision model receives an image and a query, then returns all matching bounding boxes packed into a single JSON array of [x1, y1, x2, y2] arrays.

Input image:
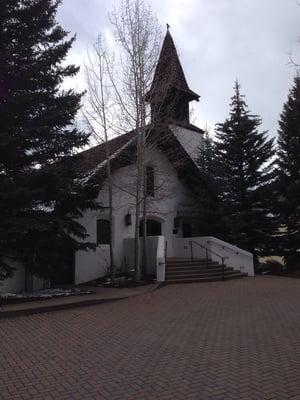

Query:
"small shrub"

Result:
[[265, 259, 286, 273]]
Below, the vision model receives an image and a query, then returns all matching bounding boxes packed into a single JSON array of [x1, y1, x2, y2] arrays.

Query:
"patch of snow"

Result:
[[78, 135, 136, 185], [169, 124, 203, 165], [0, 287, 93, 300], [33, 202, 56, 213]]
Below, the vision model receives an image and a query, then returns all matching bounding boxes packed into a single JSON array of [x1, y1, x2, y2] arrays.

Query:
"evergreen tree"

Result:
[[215, 81, 275, 259], [276, 76, 300, 267], [197, 131, 216, 177], [0, 0, 98, 283], [195, 132, 227, 237]]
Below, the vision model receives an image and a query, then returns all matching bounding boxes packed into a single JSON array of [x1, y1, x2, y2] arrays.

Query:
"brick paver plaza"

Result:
[[1, 276, 300, 400]]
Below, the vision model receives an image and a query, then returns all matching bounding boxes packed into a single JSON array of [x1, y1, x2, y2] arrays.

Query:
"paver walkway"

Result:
[[1, 276, 300, 400]]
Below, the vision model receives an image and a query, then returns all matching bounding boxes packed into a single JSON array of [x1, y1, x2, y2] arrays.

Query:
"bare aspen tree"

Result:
[[110, 0, 161, 280], [84, 0, 188, 282], [84, 35, 116, 280]]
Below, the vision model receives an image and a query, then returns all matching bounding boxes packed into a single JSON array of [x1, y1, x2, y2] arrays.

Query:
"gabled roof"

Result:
[[69, 124, 202, 190], [146, 30, 200, 103], [69, 130, 136, 176]]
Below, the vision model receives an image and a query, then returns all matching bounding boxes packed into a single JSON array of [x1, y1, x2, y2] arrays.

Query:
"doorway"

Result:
[[182, 223, 192, 238], [139, 219, 162, 236]]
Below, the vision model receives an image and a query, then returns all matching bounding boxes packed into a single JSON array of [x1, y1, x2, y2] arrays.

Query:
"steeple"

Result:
[[146, 29, 200, 124]]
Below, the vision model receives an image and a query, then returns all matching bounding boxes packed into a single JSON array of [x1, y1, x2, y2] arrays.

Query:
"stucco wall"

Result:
[[124, 236, 161, 276], [75, 144, 198, 284], [201, 237, 254, 276]]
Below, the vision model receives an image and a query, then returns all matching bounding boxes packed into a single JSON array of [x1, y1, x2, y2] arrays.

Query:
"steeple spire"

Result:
[[146, 29, 199, 124]]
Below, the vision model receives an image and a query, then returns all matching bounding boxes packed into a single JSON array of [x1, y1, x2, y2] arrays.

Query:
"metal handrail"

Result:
[[189, 240, 229, 281], [206, 239, 241, 256]]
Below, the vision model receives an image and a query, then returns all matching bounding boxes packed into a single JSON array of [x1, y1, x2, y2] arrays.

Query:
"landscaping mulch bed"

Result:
[[88, 273, 155, 289], [272, 272, 300, 279], [0, 288, 95, 306]]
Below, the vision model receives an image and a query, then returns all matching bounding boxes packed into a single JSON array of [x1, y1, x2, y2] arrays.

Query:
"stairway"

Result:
[[165, 258, 247, 284]]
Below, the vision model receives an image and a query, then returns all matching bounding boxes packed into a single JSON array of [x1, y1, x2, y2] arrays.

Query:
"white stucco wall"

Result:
[[124, 236, 166, 281], [75, 143, 199, 284], [201, 237, 254, 276], [124, 236, 163, 276]]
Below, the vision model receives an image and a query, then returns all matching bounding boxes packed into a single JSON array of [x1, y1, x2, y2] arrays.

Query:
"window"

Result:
[[97, 219, 110, 245], [146, 166, 154, 197]]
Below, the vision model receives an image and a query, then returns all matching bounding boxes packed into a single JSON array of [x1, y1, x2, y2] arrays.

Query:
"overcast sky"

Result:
[[57, 0, 300, 138]]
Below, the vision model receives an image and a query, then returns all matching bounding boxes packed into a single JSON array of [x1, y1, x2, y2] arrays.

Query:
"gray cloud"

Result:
[[57, 0, 300, 138]]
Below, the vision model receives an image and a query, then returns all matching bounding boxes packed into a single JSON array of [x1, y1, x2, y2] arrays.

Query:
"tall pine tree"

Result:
[[195, 131, 227, 237], [0, 0, 98, 283], [276, 76, 300, 267], [215, 81, 275, 260]]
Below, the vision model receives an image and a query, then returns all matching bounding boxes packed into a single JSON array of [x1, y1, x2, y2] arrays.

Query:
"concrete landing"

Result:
[[0, 284, 154, 319]]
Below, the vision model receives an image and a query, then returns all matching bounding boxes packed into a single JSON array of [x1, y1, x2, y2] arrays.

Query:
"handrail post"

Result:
[[222, 257, 225, 281], [188, 239, 229, 281], [189, 241, 193, 261]]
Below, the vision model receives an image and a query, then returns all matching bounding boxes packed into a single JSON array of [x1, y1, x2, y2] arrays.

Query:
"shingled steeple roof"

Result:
[[147, 30, 200, 102]]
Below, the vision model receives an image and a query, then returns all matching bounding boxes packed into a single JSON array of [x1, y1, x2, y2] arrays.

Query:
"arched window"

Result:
[[146, 166, 154, 197], [97, 219, 110, 244], [139, 219, 162, 237]]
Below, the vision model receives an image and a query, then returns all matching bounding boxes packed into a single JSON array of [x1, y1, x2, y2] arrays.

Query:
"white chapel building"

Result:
[[1, 31, 254, 294], [73, 30, 254, 285]]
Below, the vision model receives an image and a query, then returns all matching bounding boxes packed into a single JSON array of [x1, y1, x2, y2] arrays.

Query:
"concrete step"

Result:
[[166, 258, 201, 261], [165, 257, 247, 284], [166, 261, 218, 267], [166, 270, 240, 280], [167, 258, 209, 262], [166, 264, 222, 272], [166, 272, 248, 284], [166, 267, 234, 277]]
